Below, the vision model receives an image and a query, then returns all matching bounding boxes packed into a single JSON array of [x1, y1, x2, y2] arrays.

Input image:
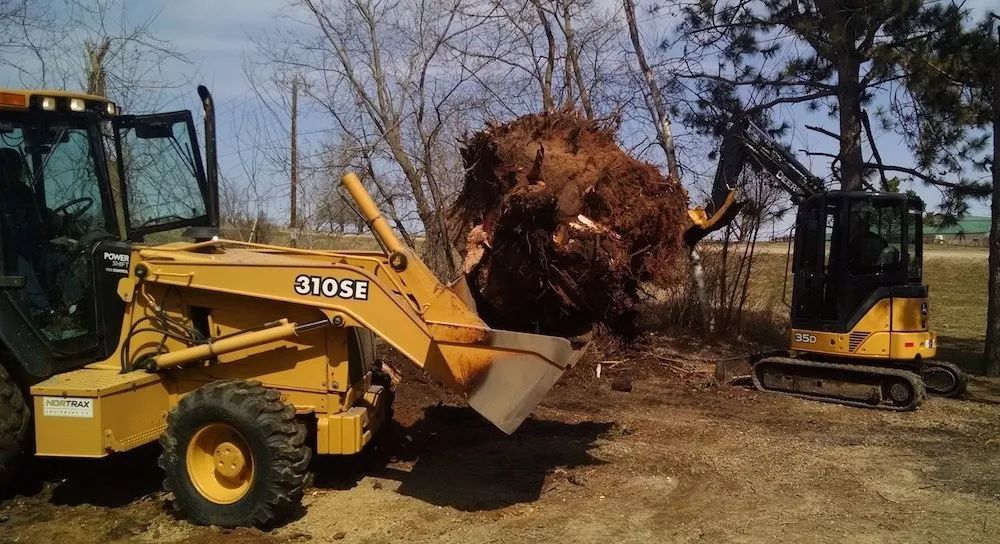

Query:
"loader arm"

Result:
[[119, 174, 587, 433]]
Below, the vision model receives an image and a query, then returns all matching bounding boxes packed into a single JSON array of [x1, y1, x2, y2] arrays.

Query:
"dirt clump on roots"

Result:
[[452, 111, 690, 338]]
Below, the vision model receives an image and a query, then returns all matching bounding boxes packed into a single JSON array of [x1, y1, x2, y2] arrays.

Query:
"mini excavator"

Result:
[[0, 87, 586, 527], [689, 119, 967, 411]]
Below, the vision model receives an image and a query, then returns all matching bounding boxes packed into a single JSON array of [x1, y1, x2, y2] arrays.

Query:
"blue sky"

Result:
[[2, 0, 995, 224]]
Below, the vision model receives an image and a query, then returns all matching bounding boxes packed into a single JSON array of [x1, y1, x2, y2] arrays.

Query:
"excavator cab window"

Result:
[[792, 196, 843, 327], [112, 111, 210, 242], [906, 201, 923, 282], [846, 198, 904, 277]]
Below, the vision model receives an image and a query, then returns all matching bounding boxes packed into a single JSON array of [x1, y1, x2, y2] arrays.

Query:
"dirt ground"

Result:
[[3, 337, 1000, 544]]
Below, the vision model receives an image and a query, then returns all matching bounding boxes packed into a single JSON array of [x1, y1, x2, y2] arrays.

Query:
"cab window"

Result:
[[847, 199, 903, 276], [113, 112, 208, 240], [0, 116, 113, 349]]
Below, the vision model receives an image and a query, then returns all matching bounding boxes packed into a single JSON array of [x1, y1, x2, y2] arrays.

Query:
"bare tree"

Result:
[[253, 0, 501, 276], [622, 0, 679, 180], [59, 0, 191, 112], [555, 0, 593, 117], [0, 0, 59, 84]]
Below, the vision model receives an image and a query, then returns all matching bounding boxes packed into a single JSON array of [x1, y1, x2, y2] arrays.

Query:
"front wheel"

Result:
[[159, 380, 311, 528]]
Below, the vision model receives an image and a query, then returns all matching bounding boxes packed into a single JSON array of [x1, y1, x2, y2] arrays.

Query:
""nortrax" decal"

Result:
[[294, 275, 369, 300], [42, 397, 94, 418]]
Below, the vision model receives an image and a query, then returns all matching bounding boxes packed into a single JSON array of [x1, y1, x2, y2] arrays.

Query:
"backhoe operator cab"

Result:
[[0, 88, 216, 382], [790, 191, 933, 360]]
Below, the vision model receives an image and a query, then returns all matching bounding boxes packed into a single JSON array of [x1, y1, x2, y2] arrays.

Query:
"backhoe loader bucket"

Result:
[[431, 329, 590, 433]]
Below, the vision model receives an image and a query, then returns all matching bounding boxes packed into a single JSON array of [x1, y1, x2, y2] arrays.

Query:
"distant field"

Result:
[[698, 243, 988, 371], [251, 233, 988, 350], [221, 230, 990, 370]]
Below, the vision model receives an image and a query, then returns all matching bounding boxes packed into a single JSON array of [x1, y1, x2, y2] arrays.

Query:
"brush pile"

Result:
[[452, 111, 691, 337]]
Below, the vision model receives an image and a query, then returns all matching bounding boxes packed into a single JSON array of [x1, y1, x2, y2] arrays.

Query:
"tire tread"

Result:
[[159, 380, 311, 527]]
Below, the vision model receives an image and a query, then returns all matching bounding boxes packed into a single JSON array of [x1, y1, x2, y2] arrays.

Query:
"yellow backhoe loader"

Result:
[[0, 87, 586, 527]]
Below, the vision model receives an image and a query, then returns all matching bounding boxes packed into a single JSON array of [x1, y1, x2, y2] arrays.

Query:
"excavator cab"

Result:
[[0, 89, 216, 382], [790, 191, 929, 353]]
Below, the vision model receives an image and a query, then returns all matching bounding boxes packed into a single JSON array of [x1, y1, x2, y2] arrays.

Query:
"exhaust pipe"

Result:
[[197, 85, 220, 229]]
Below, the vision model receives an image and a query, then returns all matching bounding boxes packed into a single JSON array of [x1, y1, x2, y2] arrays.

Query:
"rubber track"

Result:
[[753, 357, 925, 411]]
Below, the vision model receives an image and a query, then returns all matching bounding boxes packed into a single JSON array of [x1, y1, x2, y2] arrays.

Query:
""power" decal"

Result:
[[294, 275, 370, 300]]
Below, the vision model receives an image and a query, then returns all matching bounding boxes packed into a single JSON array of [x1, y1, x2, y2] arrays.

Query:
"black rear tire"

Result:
[[159, 380, 311, 528], [0, 364, 30, 490]]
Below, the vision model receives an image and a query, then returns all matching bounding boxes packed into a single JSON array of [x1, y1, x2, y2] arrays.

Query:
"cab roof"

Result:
[[0, 88, 110, 103]]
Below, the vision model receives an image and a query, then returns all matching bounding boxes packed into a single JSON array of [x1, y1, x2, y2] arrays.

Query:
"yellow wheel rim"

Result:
[[186, 423, 254, 504]]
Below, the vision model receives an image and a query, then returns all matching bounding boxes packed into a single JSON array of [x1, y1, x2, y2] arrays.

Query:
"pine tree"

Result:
[[679, 0, 963, 190], [901, 12, 998, 374]]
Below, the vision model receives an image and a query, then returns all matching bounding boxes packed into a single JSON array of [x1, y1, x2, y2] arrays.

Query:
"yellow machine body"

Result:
[[30, 174, 586, 459], [789, 296, 937, 361]]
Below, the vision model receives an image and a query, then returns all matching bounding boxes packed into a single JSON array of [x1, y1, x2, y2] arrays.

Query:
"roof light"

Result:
[[69, 98, 85, 112], [0, 92, 27, 108], [41, 96, 57, 111], [105, 102, 118, 115]]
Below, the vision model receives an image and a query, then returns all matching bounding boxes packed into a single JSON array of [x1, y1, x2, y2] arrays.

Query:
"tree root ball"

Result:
[[451, 111, 690, 338]]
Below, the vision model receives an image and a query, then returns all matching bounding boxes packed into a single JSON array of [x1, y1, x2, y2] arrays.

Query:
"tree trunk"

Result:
[[529, 0, 556, 112], [837, 54, 865, 191], [623, 0, 680, 181], [384, 127, 456, 278], [289, 77, 299, 247], [984, 98, 1000, 376], [559, 1, 593, 118], [85, 38, 111, 96]]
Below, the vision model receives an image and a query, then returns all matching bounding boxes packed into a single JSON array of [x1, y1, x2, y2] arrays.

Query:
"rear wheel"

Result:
[[0, 364, 30, 489], [159, 380, 311, 528]]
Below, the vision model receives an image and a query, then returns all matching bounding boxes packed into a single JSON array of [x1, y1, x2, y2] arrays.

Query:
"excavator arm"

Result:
[[684, 119, 830, 245]]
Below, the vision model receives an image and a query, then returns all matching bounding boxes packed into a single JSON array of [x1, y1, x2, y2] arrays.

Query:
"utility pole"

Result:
[[289, 77, 299, 247]]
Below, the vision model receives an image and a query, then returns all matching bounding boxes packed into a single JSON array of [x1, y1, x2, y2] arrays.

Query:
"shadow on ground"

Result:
[[937, 335, 986, 375], [3, 443, 163, 508], [6, 400, 611, 522], [313, 403, 614, 511]]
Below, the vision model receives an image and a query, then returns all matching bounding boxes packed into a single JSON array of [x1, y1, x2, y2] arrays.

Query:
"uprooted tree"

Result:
[[452, 111, 691, 338]]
